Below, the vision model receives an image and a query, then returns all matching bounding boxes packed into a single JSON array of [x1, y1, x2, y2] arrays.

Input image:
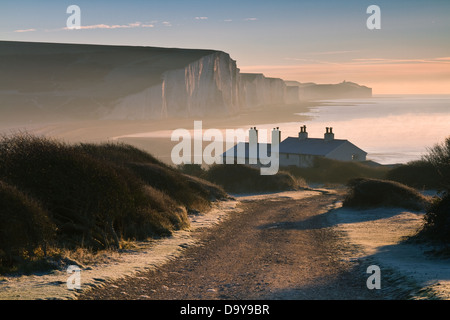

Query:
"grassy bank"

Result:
[[0, 134, 227, 274], [342, 178, 431, 211], [282, 157, 389, 185], [343, 136, 450, 249], [179, 164, 306, 194]]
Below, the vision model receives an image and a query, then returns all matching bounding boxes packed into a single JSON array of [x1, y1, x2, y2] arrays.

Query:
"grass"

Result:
[[180, 164, 307, 194], [0, 180, 56, 272], [387, 137, 450, 192], [386, 160, 442, 190], [393, 137, 450, 247], [343, 178, 431, 211], [413, 192, 450, 246], [282, 157, 389, 185], [0, 133, 227, 274], [75, 142, 228, 212]]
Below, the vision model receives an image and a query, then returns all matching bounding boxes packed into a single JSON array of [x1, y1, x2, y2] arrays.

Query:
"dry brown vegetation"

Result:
[[343, 178, 431, 211], [0, 134, 226, 273]]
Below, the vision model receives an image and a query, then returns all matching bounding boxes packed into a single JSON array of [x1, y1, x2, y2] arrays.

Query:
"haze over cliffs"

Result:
[[285, 81, 372, 100], [0, 41, 371, 122]]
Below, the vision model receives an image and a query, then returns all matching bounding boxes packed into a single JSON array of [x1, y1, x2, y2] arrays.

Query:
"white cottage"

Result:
[[221, 125, 367, 168], [279, 126, 367, 167]]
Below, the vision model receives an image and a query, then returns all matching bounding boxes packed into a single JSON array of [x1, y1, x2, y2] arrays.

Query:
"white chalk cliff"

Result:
[[106, 52, 289, 120]]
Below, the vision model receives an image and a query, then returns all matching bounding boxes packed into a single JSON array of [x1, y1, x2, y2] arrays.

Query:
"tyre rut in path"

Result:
[[79, 191, 385, 300]]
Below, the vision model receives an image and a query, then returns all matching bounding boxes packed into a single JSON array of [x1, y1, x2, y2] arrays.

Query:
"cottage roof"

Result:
[[279, 137, 366, 156], [221, 142, 272, 159]]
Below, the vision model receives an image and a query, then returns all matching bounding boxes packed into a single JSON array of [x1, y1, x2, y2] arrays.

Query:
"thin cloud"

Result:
[[352, 58, 450, 64], [244, 18, 258, 21], [309, 50, 360, 55], [283, 57, 344, 65], [14, 28, 36, 33], [195, 17, 208, 20], [63, 21, 154, 30]]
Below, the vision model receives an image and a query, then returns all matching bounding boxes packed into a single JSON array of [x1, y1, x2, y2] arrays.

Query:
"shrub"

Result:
[[0, 181, 56, 269], [0, 134, 189, 250], [422, 136, 450, 191], [205, 164, 305, 193], [177, 164, 206, 178], [283, 157, 388, 184], [343, 178, 431, 211], [415, 192, 450, 244], [386, 160, 441, 190], [76, 142, 228, 211]]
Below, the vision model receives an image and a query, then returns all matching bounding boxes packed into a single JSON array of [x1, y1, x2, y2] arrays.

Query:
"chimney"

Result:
[[272, 127, 281, 144], [249, 127, 258, 146], [324, 127, 334, 141], [298, 125, 308, 140]]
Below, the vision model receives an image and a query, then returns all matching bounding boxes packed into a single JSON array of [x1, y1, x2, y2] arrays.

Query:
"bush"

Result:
[[205, 164, 305, 193], [178, 164, 206, 178], [0, 181, 56, 269], [76, 143, 228, 211], [386, 160, 441, 190], [283, 157, 388, 184], [0, 134, 189, 250], [343, 178, 431, 211], [415, 192, 450, 244], [422, 136, 450, 191]]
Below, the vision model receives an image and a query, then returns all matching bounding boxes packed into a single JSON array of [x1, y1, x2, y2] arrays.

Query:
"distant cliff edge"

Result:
[[285, 81, 372, 100], [0, 41, 372, 121]]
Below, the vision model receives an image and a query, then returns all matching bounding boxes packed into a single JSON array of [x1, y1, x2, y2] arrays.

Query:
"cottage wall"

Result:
[[280, 153, 315, 168], [325, 142, 367, 162]]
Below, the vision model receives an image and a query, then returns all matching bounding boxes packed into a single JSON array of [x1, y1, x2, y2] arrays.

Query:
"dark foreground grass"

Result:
[[282, 157, 389, 185], [343, 178, 431, 211], [180, 164, 306, 194], [386, 160, 442, 190], [414, 192, 450, 246], [0, 134, 227, 273], [75, 142, 227, 212]]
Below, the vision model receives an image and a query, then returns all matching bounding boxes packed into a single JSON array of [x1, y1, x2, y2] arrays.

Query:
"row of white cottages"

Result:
[[221, 125, 367, 168]]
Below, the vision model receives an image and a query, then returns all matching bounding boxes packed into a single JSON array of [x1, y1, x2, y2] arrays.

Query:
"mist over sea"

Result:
[[292, 94, 450, 164], [116, 95, 450, 166]]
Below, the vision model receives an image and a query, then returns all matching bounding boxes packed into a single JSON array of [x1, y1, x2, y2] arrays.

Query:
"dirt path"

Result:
[[78, 191, 391, 300]]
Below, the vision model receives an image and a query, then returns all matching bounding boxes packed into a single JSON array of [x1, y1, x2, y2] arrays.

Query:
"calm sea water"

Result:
[[117, 95, 450, 165], [267, 95, 450, 164]]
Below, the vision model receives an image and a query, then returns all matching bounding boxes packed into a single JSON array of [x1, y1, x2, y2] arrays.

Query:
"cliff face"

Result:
[[107, 53, 288, 120], [162, 51, 241, 117], [238, 74, 287, 109]]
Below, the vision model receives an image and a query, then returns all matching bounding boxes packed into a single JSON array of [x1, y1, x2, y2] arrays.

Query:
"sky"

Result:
[[1, 0, 450, 94]]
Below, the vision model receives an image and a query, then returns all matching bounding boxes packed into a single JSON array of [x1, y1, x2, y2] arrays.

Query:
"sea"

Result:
[[116, 94, 450, 166], [254, 94, 450, 165]]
